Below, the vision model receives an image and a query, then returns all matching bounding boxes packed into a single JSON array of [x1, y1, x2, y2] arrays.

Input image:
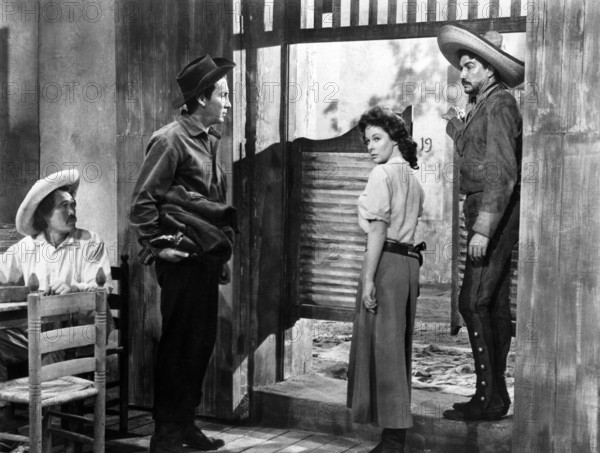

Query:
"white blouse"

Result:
[[358, 156, 425, 244]]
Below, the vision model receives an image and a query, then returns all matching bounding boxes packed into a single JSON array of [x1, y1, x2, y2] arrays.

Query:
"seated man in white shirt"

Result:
[[0, 169, 113, 424]]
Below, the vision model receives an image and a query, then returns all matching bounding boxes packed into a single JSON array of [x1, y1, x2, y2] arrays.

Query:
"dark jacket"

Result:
[[446, 82, 522, 238], [129, 113, 228, 245], [158, 185, 238, 264]]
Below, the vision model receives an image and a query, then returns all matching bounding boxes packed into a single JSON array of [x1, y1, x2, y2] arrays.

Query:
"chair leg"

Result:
[[30, 391, 43, 453], [94, 394, 105, 453], [41, 412, 52, 453], [119, 362, 128, 434]]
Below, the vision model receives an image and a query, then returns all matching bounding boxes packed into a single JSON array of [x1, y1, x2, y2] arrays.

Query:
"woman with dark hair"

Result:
[[347, 106, 425, 452]]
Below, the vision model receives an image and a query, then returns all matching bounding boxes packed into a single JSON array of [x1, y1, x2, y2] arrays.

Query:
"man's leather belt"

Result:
[[382, 240, 427, 267]]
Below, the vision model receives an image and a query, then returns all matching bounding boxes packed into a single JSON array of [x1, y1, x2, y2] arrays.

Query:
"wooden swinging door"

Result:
[[287, 107, 413, 322]]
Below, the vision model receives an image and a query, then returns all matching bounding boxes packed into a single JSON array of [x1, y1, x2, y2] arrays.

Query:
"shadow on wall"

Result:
[[0, 27, 40, 223]]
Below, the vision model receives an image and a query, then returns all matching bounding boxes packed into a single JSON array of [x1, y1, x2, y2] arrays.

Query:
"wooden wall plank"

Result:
[[489, 0, 500, 18], [388, 0, 398, 24], [314, 0, 324, 29], [116, 0, 243, 418], [369, 0, 379, 25], [407, 0, 417, 23], [513, 1, 600, 452], [241, 17, 527, 46], [511, 0, 522, 18], [332, 0, 342, 27], [427, 0, 437, 21], [350, 0, 360, 26], [468, 0, 478, 20], [513, 1, 561, 447], [447, 0, 458, 21]]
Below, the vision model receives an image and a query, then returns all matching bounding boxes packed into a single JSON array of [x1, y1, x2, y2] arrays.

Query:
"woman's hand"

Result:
[[362, 279, 377, 314], [158, 248, 189, 263]]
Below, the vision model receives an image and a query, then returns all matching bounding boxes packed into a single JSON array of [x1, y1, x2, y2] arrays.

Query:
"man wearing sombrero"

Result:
[[130, 55, 236, 453], [438, 25, 524, 421], [0, 169, 113, 426]]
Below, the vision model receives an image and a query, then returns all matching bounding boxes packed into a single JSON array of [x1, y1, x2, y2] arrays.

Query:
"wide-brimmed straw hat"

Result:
[[437, 24, 525, 88], [171, 55, 235, 109], [16, 169, 80, 236]]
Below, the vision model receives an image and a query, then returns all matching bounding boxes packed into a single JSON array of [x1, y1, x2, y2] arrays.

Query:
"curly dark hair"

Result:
[[358, 106, 419, 170], [32, 187, 71, 234]]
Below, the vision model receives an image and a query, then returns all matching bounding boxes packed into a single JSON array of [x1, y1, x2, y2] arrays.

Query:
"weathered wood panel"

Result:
[[289, 108, 412, 323], [513, 2, 600, 452], [0, 3, 39, 222], [115, 0, 242, 419], [38, 0, 118, 248]]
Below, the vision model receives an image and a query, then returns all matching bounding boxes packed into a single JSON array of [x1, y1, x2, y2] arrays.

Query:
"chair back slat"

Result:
[[0, 287, 30, 302], [27, 289, 106, 383], [41, 358, 96, 382], [37, 293, 96, 317], [38, 325, 97, 355]]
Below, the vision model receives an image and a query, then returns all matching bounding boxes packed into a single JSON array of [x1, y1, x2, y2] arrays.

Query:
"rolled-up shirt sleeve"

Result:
[[0, 243, 24, 285], [129, 134, 179, 244], [358, 166, 392, 224], [72, 235, 113, 293]]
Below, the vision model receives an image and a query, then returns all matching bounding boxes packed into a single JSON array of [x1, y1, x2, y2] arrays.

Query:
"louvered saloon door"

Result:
[[288, 107, 413, 322]]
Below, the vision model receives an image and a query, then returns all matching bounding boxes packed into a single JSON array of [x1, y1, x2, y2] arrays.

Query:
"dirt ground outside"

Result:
[[312, 320, 516, 400]]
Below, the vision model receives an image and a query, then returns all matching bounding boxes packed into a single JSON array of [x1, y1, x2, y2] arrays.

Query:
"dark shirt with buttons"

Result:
[[446, 82, 522, 238]]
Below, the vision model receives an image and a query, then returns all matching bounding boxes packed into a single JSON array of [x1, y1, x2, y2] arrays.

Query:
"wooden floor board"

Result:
[[311, 437, 361, 452], [41, 406, 376, 453], [274, 434, 339, 452], [339, 444, 374, 453], [239, 430, 314, 453]]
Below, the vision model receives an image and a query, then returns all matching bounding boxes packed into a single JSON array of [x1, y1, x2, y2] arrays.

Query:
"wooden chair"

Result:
[[107, 254, 130, 435], [0, 271, 107, 453]]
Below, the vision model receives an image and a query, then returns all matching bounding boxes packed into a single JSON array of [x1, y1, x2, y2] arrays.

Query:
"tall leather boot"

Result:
[[495, 373, 511, 416], [445, 324, 504, 421]]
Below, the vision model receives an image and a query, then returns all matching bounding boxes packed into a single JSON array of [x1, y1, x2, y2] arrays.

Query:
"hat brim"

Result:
[[16, 170, 80, 236], [172, 57, 235, 109], [437, 25, 525, 88]]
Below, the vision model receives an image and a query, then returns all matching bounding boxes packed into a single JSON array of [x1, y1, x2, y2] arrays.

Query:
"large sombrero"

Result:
[[16, 169, 80, 236], [437, 24, 525, 88], [171, 55, 236, 109]]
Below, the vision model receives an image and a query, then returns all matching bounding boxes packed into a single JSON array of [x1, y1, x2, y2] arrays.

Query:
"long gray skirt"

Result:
[[347, 250, 419, 428]]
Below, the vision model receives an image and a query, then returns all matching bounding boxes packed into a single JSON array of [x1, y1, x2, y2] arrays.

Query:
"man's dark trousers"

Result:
[[459, 191, 520, 411], [154, 258, 220, 425]]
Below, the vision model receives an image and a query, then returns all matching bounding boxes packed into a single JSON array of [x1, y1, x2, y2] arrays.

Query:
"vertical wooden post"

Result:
[[387, 0, 398, 24], [368, 0, 379, 25], [489, 0, 500, 18], [332, 0, 342, 27], [350, 0, 360, 26], [314, 0, 323, 28], [447, 0, 458, 21], [427, 0, 437, 21], [513, 1, 600, 452], [116, 0, 242, 419], [468, 0, 478, 20], [511, 0, 522, 18], [406, 0, 417, 23]]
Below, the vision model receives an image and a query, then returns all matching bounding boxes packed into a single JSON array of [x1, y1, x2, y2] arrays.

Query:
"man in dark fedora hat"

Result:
[[437, 25, 524, 421], [130, 54, 236, 452]]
